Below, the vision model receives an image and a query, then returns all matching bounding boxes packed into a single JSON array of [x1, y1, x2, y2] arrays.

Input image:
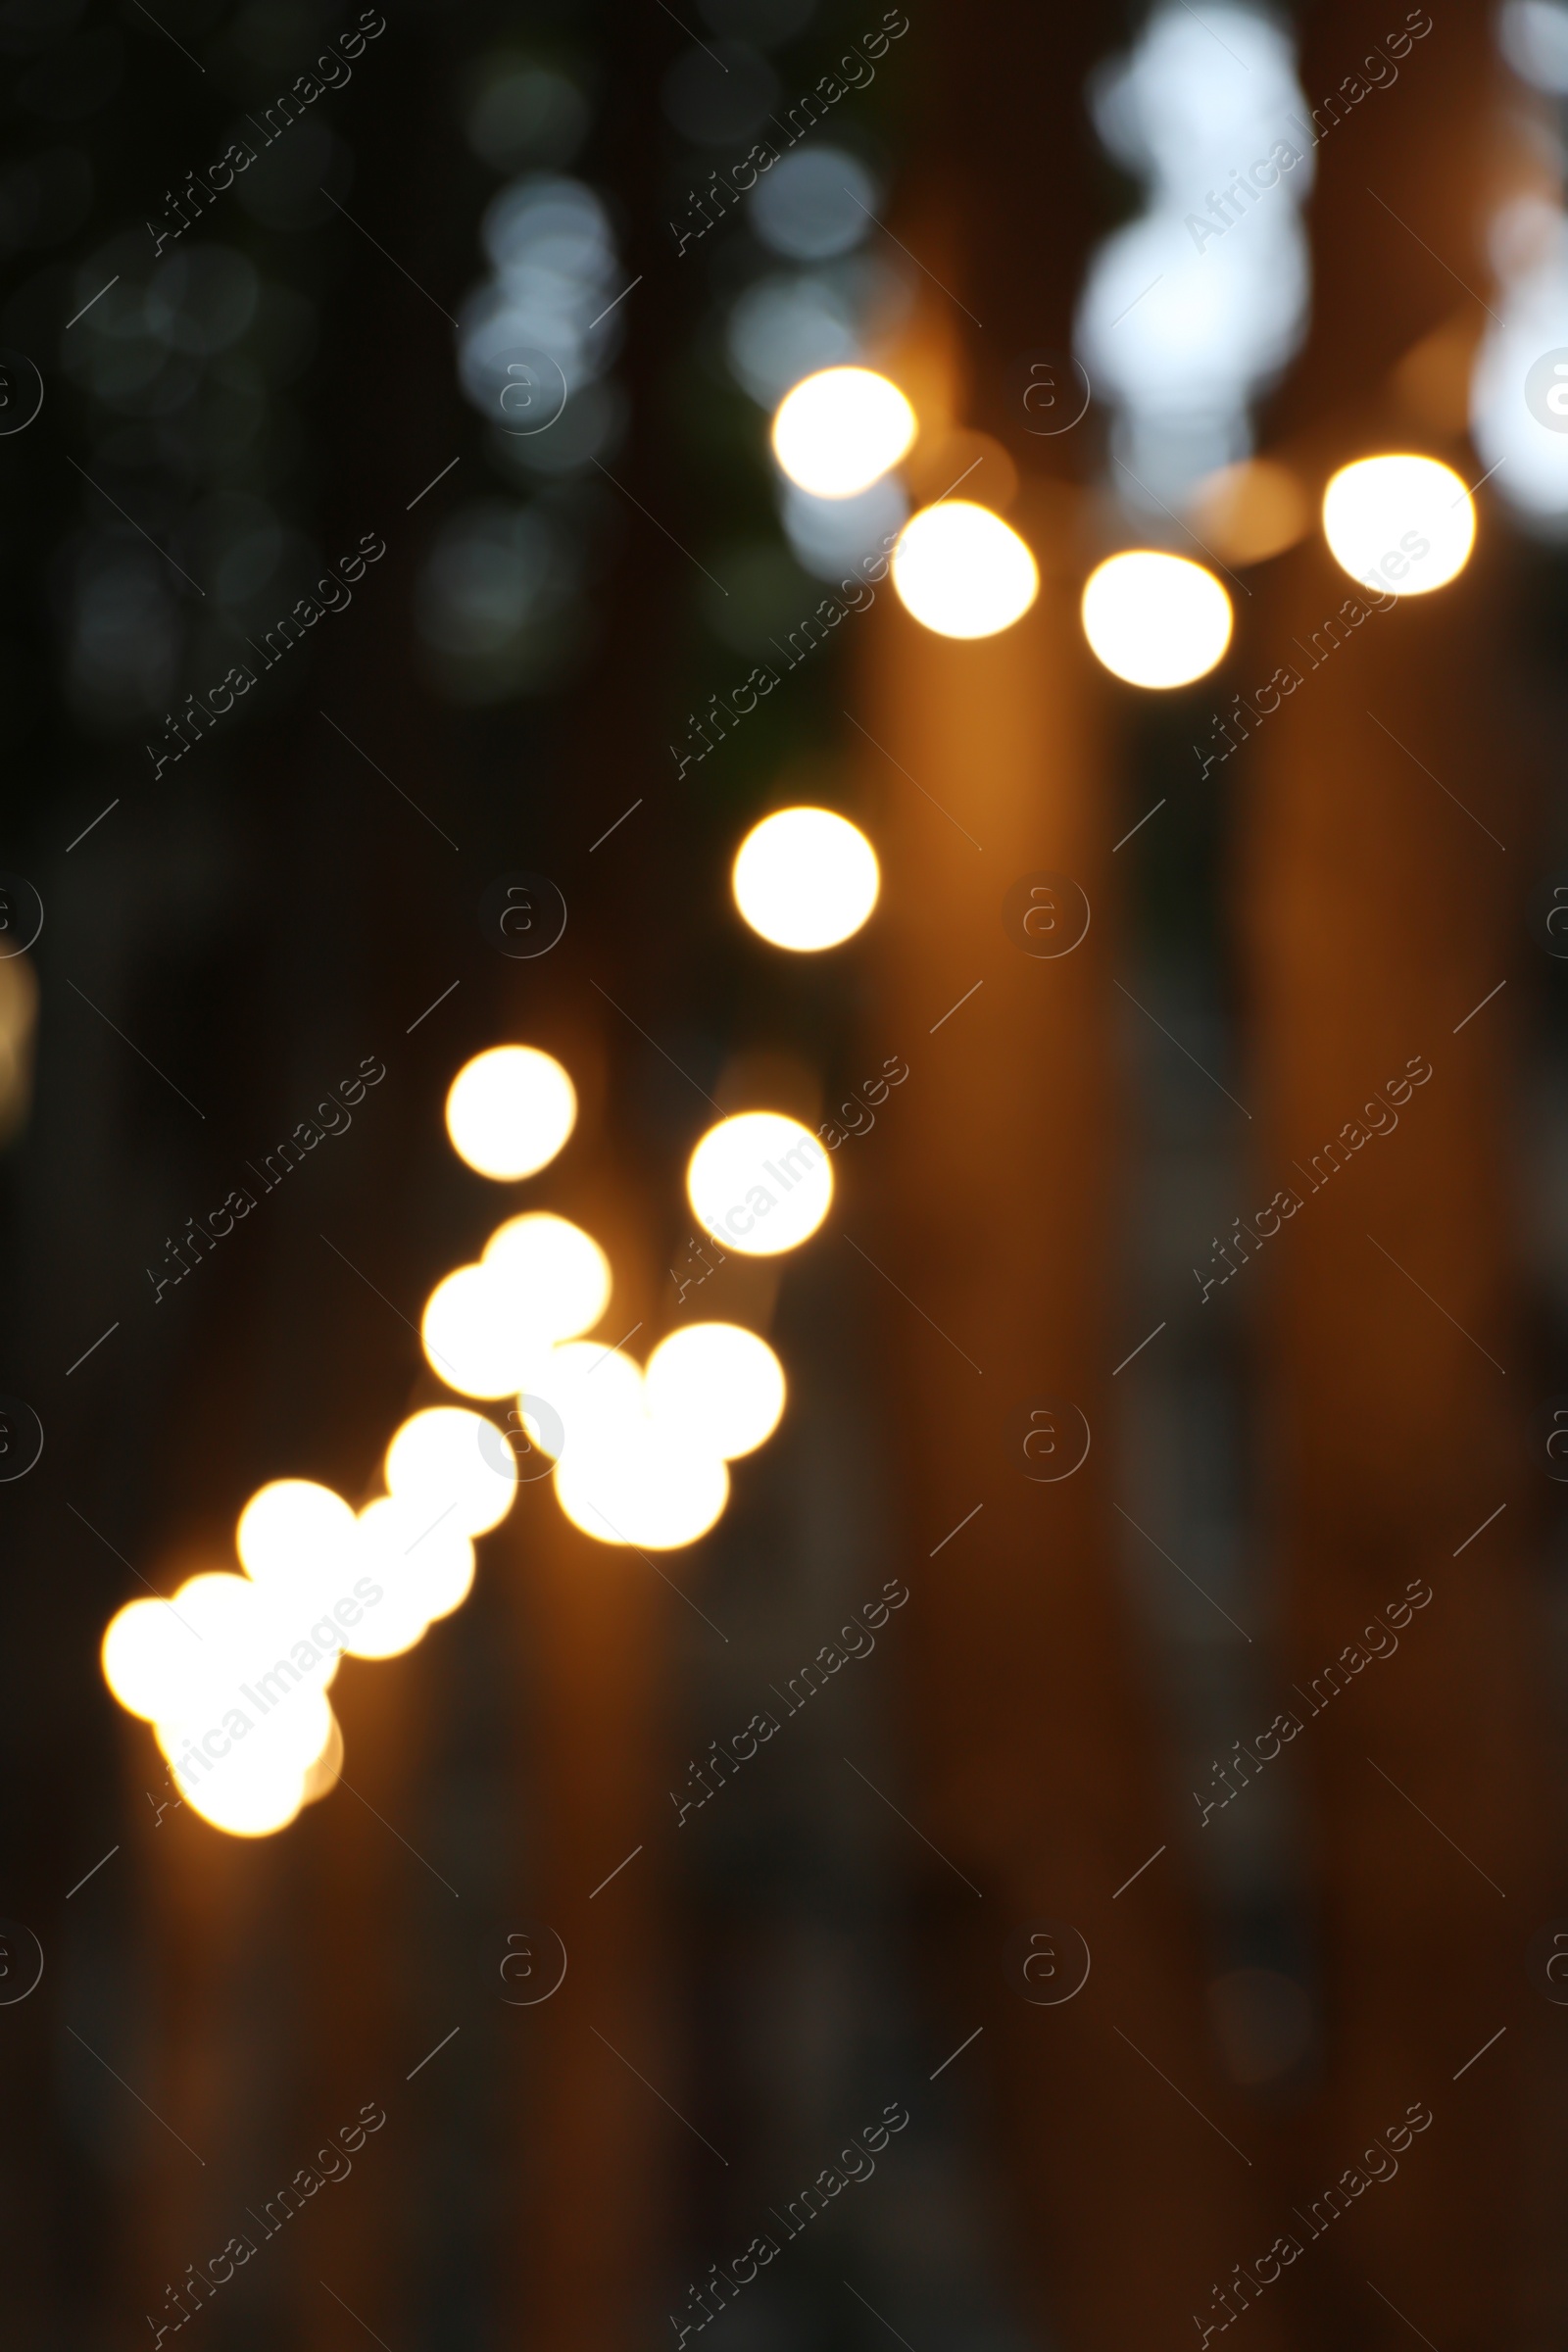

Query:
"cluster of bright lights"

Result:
[[100, 1446, 493, 1839], [101, 1048, 800, 1839], [766, 369, 1480, 686]]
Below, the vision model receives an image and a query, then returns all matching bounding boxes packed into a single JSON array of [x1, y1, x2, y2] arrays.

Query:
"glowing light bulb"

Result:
[[1321, 453, 1475, 597], [645, 1323, 785, 1459], [445, 1046, 576, 1180], [482, 1211, 611, 1341], [236, 1479, 358, 1600], [385, 1404, 518, 1537], [732, 808, 879, 952], [891, 500, 1038, 639], [1080, 550, 1233, 688], [771, 367, 916, 498], [687, 1110, 833, 1256]]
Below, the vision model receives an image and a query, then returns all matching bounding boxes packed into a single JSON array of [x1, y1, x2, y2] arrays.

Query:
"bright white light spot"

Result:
[[1081, 549, 1233, 687], [516, 1338, 645, 1461], [482, 1211, 611, 1339], [445, 1046, 576, 1180], [422, 1261, 529, 1399], [171, 1750, 308, 1838], [1321, 454, 1476, 596], [344, 1497, 456, 1656], [771, 367, 915, 499], [645, 1323, 785, 1459], [890, 501, 1038, 639], [385, 1404, 518, 1537], [423, 1214, 612, 1398], [102, 1597, 194, 1722], [554, 1422, 729, 1550], [236, 1479, 358, 1601], [687, 1110, 833, 1256], [733, 808, 879, 953]]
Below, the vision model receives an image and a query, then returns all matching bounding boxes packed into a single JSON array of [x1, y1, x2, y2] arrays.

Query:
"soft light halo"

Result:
[[421, 1262, 528, 1399], [771, 366, 916, 499], [686, 1110, 833, 1257], [481, 1210, 612, 1342], [1080, 550, 1233, 688], [385, 1404, 518, 1537], [554, 1425, 730, 1550], [236, 1478, 358, 1597], [890, 500, 1039, 639], [445, 1045, 576, 1180], [1321, 453, 1475, 597], [732, 808, 880, 952], [645, 1322, 786, 1459], [101, 1596, 191, 1722]]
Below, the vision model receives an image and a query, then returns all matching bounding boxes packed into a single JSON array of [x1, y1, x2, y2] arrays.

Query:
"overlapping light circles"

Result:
[[100, 1045, 797, 1836], [1321, 454, 1476, 598], [733, 808, 879, 951], [890, 500, 1040, 639], [770, 366, 916, 499], [1081, 550, 1233, 688]]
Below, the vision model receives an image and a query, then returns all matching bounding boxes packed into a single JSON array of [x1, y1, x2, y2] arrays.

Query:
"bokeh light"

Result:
[[645, 1323, 786, 1459], [770, 366, 915, 499], [516, 1338, 645, 1461], [687, 1109, 833, 1256], [101, 1595, 194, 1722], [1080, 549, 1233, 687], [1321, 454, 1476, 596], [554, 1420, 730, 1550], [732, 808, 880, 952], [890, 501, 1039, 639], [482, 1211, 611, 1337], [236, 1478, 359, 1599], [385, 1405, 519, 1537], [445, 1045, 576, 1180]]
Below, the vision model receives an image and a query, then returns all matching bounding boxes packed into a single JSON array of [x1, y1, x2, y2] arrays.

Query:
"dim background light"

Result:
[[1080, 549, 1233, 687], [687, 1110, 834, 1256], [445, 1045, 576, 1180], [732, 808, 880, 952], [891, 501, 1039, 639], [771, 366, 915, 499], [1320, 453, 1475, 596]]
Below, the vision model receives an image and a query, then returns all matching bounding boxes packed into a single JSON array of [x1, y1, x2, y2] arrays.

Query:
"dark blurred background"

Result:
[[4, 0, 1568, 2346]]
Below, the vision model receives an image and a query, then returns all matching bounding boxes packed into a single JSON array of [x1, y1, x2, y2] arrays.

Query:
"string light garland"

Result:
[[100, 1047, 796, 1840]]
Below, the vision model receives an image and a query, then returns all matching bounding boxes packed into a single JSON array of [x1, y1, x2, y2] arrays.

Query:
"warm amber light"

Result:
[[385, 1405, 519, 1536], [554, 1423, 730, 1550], [687, 1110, 833, 1256], [1321, 453, 1475, 597], [891, 500, 1038, 639], [1081, 550, 1233, 688], [645, 1322, 786, 1459], [771, 366, 916, 498], [733, 808, 880, 953], [445, 1045, 576, 1180]]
